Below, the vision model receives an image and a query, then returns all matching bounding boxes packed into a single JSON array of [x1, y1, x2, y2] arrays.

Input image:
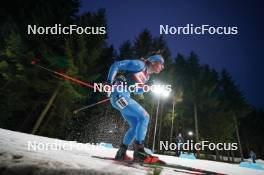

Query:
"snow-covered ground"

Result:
[[0, 128, 263, 175]]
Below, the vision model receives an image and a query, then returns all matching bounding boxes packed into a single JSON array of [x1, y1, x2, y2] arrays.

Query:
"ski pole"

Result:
[[31, 59, 110, 114], [73, 98, 110, 114], [31, 59, 99, 90]]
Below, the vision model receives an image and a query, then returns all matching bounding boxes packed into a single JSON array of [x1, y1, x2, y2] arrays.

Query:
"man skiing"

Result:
[[106, 54, 164, 163]]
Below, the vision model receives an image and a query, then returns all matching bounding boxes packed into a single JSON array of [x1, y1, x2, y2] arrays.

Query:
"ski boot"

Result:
[[133, 141, 161, 164], [115, 144, 132, 161]]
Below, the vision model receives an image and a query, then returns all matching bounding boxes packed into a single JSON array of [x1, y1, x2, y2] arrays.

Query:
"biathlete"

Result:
[[107, 54, 164, 163]]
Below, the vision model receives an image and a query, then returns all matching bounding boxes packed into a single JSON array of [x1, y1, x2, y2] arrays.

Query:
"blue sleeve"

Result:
[[107, 60, 145, 84]]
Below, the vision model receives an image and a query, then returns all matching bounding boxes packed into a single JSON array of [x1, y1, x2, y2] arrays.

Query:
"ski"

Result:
[[140, 161, 224, 175], [91, 156, 153, 173], [173, 168, 207, 175], [91, 156, 224, 175]]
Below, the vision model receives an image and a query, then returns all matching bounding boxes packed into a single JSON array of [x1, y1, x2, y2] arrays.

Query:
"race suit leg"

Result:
[[110, 92, 150, 146]]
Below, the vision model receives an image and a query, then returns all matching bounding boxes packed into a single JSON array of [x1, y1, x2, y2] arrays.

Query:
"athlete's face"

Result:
[[150, 62, 164, 73]]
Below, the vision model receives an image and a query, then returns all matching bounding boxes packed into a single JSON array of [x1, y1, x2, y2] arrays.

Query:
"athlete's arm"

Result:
[[107, 60, 145, 84]]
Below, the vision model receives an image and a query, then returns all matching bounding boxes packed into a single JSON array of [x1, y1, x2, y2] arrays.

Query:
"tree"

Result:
[[219, 69, 251, 161], [134, 29, 153, 58], [119, 40, 134, 59]]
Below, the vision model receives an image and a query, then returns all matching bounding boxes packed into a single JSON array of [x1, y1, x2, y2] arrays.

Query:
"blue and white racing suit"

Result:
[[107, 59, 150, 146]]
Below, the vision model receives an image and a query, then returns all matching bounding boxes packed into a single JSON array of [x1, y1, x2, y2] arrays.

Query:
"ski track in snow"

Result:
[[0, 128, 263, 175]]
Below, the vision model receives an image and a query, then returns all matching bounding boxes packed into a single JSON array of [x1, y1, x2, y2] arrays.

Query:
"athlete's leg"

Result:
[[110, 94, 149, 144], [110, 94, 138, 160], [120, 113, 137, 145], [111, 94, 159, 162], [119, 97, 150, 143]]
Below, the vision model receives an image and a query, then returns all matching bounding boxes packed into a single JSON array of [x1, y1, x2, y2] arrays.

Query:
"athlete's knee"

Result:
[[123, 124, 135, 141], [130, 126, 137, 135], [127, 119, 137, 133]]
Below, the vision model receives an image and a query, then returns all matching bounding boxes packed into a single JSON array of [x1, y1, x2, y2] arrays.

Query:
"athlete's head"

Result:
[[147, 55, 164, 74]]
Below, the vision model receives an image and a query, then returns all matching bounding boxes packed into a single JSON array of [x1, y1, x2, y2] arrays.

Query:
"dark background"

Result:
[[80, 0, 264, 109], [0, 0, 263, 161]]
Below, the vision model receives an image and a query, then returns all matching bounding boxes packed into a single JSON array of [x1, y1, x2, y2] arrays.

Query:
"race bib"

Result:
[[116, 97, 128, 109]]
